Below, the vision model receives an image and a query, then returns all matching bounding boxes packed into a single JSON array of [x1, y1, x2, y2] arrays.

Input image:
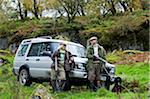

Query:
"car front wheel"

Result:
[[19, 69, 31, 86]]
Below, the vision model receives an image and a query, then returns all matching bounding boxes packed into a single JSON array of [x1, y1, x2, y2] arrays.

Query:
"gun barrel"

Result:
[[97, 57, 107, 63], [55, 57, 58, 71]]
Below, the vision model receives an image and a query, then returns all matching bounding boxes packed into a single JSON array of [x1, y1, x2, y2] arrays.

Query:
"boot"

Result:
[[57, 80, 67, 92], [97, 80, 101, 89], [89, 81, 98, 92], [51, 80, 57, 92], [55, 80, 61, 92], [51, 80, 61, 92], [59, 80, 67, 91]]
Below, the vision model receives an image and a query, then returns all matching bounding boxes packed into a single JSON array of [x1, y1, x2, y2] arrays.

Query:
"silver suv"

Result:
[[13, 37, 116, 88]]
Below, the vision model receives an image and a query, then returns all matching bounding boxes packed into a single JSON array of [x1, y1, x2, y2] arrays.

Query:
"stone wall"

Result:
[[0, 38, 8, 50]]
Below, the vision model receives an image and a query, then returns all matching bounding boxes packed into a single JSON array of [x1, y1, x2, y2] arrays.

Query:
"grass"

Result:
[[116, 62, 149, 91], [0, 52, 149, 99], [51, 87, 148, 99], [116, 62, 149, 84]]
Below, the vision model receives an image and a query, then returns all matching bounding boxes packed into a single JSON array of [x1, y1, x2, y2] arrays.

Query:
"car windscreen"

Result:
[[49, 42, 86, 58], [66, 44, 86, 58]]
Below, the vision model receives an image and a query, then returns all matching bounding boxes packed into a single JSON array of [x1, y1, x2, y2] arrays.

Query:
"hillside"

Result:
[[0, 50, 149, 98], [0, 10, 149, 51]]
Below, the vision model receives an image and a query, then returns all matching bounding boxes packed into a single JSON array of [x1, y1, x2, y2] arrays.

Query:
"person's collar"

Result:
[[93, 43, 98, 47]]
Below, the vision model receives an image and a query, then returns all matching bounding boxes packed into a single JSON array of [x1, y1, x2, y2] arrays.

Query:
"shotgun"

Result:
[[55, 56, 58, 71]]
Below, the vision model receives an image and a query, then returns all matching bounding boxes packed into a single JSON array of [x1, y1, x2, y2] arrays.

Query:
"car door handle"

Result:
[[26, 59, 29, 61], [36, 59, 40, 61]]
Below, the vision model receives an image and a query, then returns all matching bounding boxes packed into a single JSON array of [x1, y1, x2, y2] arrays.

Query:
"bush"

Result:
[[106, 53, 122, 63]]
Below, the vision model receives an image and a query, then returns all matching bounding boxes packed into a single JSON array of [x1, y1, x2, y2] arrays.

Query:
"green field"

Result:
[[0, 52, 149, 99]]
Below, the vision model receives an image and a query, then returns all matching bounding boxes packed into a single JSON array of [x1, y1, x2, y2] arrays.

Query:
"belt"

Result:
[[93, 61, 100, 64]]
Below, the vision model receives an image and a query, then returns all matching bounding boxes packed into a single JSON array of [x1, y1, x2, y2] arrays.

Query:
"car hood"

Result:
[[73, 57, 115, 68], [73, 57, 88, 64]]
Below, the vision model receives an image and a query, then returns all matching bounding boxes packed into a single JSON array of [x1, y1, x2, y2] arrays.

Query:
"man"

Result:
[[86, 36, 106, 91], [50, 42, 74, 92]]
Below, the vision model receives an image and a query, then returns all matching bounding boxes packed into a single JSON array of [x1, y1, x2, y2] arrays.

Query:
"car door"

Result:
[[26, 42, 53, 78], [13, 44, 30, 74]]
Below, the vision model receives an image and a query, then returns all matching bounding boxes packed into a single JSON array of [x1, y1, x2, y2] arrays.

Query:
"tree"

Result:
[[77, 0, 85, 16], [23, 0, 40, 19], [0, 0, 6, 23], [17, 0, 24, 19], [124, 0, 143, 12], [58, 0, 79, 23], [0, 0, 15, 21], [0, 0, 3, 8], [22, 0, 46, 19], [141, 0, 149, 10], [85, 0, 104, 17], [0, 10, 8, 23], [107, 0, 117, 15], [46, 0, 87, 22], [22, 0, 33, 18], [10, 0, 28, 20], [132, 0, 142, 10], [118, 0, 128, 12], [85, 0, 117, 16], [46, 0, 65, 17], [33, 0, 38, 18]]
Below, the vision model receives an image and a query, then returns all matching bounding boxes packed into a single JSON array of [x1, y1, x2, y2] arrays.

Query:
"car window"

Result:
[[18, 44, 29, 56], [27, 43, 42, 57], [39, 43, 52, 56], [49, 42, 60, 53]]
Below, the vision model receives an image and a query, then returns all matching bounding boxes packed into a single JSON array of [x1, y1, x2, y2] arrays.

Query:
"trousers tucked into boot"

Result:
[[89, 81, 98, 92], [51, 80, 61, 92]]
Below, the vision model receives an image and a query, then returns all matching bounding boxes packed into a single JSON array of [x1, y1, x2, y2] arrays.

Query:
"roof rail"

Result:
[[37, 36, 52, 39]]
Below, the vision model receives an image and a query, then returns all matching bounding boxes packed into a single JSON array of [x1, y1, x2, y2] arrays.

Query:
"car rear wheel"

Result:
[[19, 69, 31, 86]]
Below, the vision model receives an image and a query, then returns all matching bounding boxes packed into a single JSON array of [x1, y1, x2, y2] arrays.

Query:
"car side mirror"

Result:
[[41, 51, 52, 57]]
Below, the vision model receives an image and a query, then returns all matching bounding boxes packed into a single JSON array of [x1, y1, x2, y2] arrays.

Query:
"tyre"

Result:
[[19, 69, 32, 86]]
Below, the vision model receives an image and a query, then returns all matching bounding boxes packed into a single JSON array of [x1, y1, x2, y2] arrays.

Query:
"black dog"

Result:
[[112, 77, 122, 93]]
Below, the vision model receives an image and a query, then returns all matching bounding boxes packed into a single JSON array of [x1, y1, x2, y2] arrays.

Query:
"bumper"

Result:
[[69, 69, 87, 79]]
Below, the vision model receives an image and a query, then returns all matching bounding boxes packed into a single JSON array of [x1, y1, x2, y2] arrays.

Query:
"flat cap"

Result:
[[89, 36, 97, 41]]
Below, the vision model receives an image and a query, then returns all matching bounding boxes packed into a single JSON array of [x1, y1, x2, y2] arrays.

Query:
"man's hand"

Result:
[[93, 54, 99, 58], [95, 56, 107, 63], [69, 57, 74, 63]]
